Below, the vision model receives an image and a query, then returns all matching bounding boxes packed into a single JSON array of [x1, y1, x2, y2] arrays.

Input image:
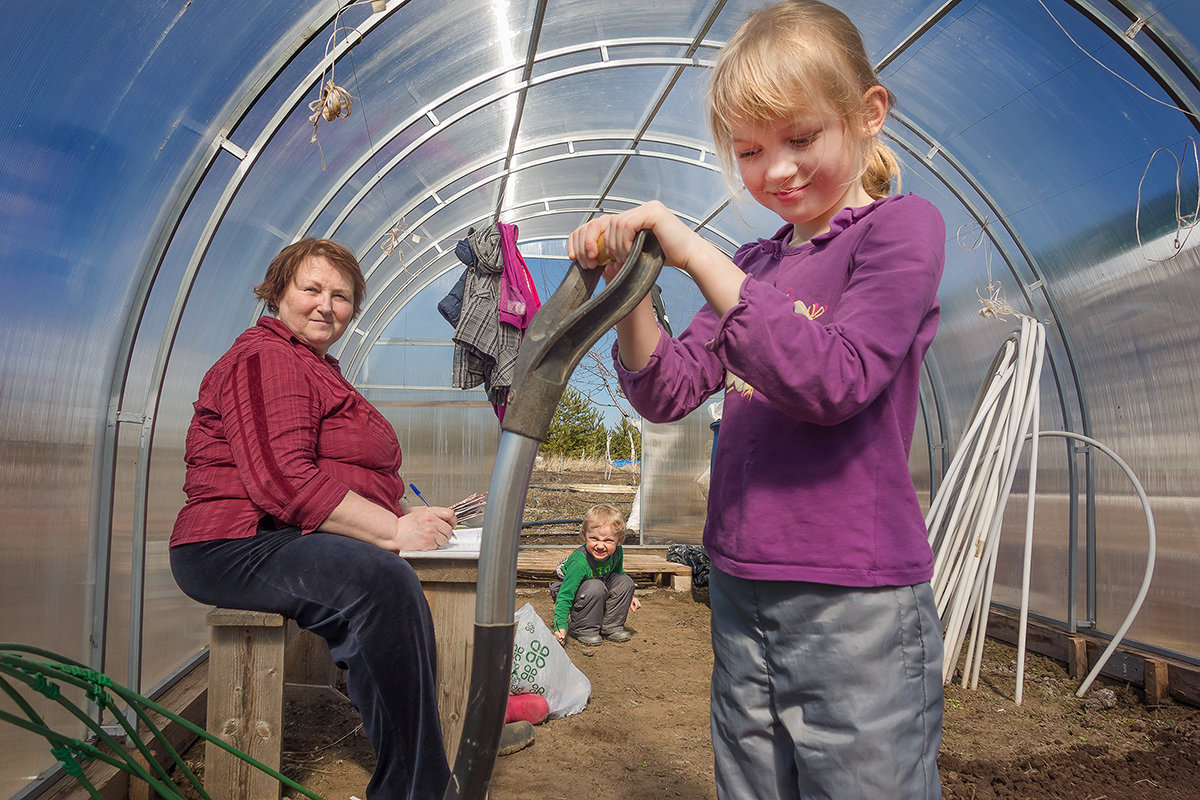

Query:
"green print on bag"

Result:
[[510, 623, 550, 695], [509, 603, 592, 718]]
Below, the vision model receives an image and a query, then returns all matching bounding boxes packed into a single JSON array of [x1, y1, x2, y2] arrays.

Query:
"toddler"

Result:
[[550, 505, 641, 645]]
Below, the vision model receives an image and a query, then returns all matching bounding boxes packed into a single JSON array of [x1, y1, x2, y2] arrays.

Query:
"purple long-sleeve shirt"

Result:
[[617, 194, 945, 586]]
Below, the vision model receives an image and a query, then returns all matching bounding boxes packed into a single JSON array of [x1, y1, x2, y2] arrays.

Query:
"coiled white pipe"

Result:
[[1029, 430, 1157, 698]]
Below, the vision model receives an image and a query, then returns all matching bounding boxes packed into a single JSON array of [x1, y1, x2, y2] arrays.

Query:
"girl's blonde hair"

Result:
[[581, 504, 626, 538], [707, 0, 900, 200]]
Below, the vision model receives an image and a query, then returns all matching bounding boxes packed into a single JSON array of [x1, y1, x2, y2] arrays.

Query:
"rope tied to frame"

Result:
[[310, 79, 354, 127], [1136, 137, 1199, 262], [380, 226, 403, 260], [957, 218, 1017, 320], [309, 79, 354, 170]]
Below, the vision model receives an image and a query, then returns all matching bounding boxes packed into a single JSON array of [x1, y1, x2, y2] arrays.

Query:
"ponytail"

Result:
[[862, 138, 901, 199]]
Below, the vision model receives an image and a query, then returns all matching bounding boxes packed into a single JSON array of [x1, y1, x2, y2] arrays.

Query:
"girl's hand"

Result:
[[630, 596, 642, 613], [553, 628, 567, 645], [393, 506, 457, 551], [567, 201, 701, 278]]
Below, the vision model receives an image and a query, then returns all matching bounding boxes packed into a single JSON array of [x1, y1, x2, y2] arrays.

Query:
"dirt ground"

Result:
[[174, 468, 1200, 799]]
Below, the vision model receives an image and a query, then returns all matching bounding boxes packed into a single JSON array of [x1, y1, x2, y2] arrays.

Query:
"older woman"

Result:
[[170, 238, 456, 799]]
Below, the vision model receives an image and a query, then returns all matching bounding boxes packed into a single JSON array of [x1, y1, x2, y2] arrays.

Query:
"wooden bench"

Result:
[[205, 559, 479, 799], [204, 608, 341, 799], [516, 548, 694, 591]]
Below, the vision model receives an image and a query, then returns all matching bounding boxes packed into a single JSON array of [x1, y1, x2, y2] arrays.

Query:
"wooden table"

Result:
[[407, 557, 479, 764]]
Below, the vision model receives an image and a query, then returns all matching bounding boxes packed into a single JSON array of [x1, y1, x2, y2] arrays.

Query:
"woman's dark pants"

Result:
[[171, 528, 450, 800]]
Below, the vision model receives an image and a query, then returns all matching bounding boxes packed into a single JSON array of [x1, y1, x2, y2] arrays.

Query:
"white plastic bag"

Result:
[[510, 602, 591, 718]]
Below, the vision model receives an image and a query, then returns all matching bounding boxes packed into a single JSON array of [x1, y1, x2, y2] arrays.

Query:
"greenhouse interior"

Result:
[[2, 0, 1199, 797]]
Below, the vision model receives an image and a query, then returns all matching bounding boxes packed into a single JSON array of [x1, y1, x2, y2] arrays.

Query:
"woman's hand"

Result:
[[393, 505, 458, 551], [553, 628, 567, 645], [318, 491, 456, 551]]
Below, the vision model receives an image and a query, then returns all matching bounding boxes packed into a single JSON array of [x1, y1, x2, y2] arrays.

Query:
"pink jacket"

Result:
[[497, 222, 541, 329]]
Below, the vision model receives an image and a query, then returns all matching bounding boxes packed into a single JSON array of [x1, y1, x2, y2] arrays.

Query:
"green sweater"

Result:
[[552, 545, 625, 631]]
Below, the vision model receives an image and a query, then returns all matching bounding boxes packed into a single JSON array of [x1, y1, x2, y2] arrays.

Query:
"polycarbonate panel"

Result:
[[364, 393, 502, 510], [608, 155, 727, 220], [538, 0, 720, 51], [520, 68, 678, 144], [639, 405, 724, 546]]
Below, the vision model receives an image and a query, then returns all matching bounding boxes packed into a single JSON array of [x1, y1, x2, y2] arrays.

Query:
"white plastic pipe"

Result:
[[930, 317, 1155, 702]]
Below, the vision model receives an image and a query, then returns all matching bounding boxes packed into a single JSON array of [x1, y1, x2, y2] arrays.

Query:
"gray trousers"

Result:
[[552, 572, 636, 636], [709, 567, 943, 800]]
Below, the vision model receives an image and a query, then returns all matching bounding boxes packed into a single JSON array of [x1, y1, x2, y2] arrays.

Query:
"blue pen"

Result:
[[408, 483, 432, 506], [409, 482, 456, 543]]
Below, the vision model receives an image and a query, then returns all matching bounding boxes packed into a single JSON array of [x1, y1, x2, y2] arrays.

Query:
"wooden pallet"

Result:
[[516, 548, 693, 591]]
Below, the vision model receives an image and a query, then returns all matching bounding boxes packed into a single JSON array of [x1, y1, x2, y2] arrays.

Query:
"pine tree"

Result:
[[543, 386, 607, 457]]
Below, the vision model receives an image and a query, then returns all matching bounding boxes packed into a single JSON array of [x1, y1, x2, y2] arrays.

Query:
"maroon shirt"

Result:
[[170, 316, 405, 546]]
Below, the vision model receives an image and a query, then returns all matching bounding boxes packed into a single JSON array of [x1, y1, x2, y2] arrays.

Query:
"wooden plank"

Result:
[[984, 607, 1200, 708], [1067, 636, 1089, 681], [128, 752, 150, 800], [413, 563, 478, 765], [1169, 661, 1200, 706], [1144, 658, 1170, 705], [206, 607, 284, 628], [985, 608, 1070, 663], [205, 617, 286, 800], [516, 549, 693, 588]]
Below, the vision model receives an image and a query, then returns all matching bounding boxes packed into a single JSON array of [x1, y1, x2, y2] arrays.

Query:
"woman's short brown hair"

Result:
[[253, 238, 367, 318]]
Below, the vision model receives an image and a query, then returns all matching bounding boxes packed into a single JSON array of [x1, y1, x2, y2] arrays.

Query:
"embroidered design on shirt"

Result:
[[725, 371, 754, 401], [795, 300, 826, 320]]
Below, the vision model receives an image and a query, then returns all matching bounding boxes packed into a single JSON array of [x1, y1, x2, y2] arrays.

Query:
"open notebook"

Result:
[[395, 526, 482, 560]]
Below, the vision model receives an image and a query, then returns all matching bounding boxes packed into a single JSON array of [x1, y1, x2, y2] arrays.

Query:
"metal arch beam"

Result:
[[87, 0, 406, 697], [93, 0, 1194, 700], [292, 35, 719, 247], [878, 0, 969, 71], [339, 196, 737, 384], [110, 34, 730, 667], [887, 112, 1092, 438], [494, 0, 549, 220], [588, 0, 730, 218], [309, 52, 718, 246], [876, 0, 1196, 628], [335, 132, 724, 288], [1065, 0, 1200, 132], [333, 138, 730, 304], [1105, 0, 1200, 108]]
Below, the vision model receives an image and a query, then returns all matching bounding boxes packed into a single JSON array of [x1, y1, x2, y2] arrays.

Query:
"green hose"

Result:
[[0, 644, 325, 800]]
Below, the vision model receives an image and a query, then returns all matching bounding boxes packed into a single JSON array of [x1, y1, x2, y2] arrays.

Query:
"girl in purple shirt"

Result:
[[569, 3, 945, 797]]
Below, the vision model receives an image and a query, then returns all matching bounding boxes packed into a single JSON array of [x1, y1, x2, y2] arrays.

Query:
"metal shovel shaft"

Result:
[[444, 231, 663, 800]]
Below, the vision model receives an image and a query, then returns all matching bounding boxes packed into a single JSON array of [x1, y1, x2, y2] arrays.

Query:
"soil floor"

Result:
[[173, 469, 1200, 799]]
